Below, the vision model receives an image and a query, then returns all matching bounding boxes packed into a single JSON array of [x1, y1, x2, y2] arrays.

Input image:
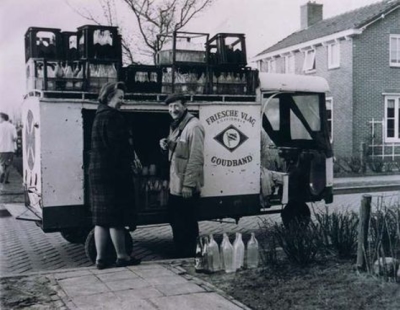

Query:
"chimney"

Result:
[[300, 2, 323, 30]]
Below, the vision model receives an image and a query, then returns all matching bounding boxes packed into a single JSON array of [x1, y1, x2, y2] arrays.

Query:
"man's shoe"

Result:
[[115, 257, 141, 267]]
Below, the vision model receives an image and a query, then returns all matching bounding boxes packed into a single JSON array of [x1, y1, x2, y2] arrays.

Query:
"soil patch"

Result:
[[0, 275, 62, 310], [182, 258, 400, 310]]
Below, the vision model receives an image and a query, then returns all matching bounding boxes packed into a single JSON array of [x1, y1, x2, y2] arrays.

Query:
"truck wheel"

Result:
[[84, 228, 133, 264], [60, 228, 91, 244], [281, 200, 311, 228]]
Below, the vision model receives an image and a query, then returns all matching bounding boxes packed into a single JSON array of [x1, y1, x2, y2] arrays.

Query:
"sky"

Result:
[[0, 0, 380, 119]]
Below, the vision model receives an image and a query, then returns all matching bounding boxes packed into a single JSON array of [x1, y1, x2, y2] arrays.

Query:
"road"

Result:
[[1, 190, 399, 276]]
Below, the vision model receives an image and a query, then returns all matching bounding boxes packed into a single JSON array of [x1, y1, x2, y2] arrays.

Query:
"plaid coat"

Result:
[[88, 104, 136, 227]]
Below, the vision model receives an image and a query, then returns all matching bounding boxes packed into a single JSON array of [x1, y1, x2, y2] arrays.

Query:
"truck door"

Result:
[[261, 92, 333, 203]]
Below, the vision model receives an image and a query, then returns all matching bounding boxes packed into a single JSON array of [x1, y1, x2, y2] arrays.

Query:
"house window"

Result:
[[326, 97, 333, 141], [390, 35, 400, 67], [385, 96, 400, 142], [267, 59, 276, 73], [327, 42, 340, 69], [284, 54, 295, 73], [303, 49, 316, 73]]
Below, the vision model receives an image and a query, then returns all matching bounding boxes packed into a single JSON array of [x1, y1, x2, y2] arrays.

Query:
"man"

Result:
[[0, 113, 17, 184], [160, 94, 205, 257]]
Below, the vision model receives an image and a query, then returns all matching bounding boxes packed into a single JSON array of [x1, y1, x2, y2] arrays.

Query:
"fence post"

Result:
[[356, 194, 372, 271], [360, 142, 367, 173]]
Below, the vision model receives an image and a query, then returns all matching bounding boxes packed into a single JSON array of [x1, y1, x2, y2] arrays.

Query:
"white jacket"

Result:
[[168, 112, 205, 196]]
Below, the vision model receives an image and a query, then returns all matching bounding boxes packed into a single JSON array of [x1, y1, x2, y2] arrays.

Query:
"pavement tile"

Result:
[[114, 287, 164, 300], [120, 299, 159, 310], [149, 292, 243, 310], [96, 269, 139, 282], [57, 275, 110, 297], [71, 291, 120, 310], [127, 264, 165, 271], [54, 270, 92, 280], [143, 275, 188, 286], [105, 278, 152, 291], [154, 282, 206, 296], [133, 267, 177, 278]]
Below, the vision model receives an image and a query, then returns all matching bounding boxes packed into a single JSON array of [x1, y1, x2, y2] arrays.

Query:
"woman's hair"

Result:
[[98, 82, 126, 105]]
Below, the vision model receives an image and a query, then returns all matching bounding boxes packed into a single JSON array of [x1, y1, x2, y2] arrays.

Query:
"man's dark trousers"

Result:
[[168, 193, 199, 257]]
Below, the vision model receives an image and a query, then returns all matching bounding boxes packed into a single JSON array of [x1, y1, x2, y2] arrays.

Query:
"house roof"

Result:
[[255, 0, 400, 58]]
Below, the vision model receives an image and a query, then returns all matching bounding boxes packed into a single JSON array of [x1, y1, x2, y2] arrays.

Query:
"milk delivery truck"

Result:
[[17, 27, 333, 262]]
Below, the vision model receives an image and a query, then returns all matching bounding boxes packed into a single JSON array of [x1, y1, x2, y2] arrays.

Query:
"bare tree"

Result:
[[66, 0, 215, 64]]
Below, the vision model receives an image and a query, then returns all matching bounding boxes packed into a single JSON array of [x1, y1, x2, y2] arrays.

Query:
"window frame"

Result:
[[325, 97, 333, 142], [390, 34, 400, 67], [384, 96, 400, 142], [327, 42, 340, 69], [302, 49, 316, 73], [284, 54, 295, 74]]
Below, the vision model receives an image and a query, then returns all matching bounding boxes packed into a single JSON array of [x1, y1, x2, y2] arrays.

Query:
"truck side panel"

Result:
[[41, 101, 85, 207], [200, 104, 260, 197]]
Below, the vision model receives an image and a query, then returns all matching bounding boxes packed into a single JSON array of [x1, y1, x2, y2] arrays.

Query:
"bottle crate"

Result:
[[210, 67, 258, 95], [207, 33, 247, 66], [61, 31, 79, 60], [85, 60, 120, 93], [157, 49, 206, 65], [134, 176, 169, 211], [25, 58, 86, 92], [25, 27, 62, 62], [77, 25, 122, 61], [123, 65, 162, 93]]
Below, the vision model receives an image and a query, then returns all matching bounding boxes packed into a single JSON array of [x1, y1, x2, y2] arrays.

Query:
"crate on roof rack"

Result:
[[77, 25, 122, 61], [61, 31, 79, 60], [25, 27, 62, 62]]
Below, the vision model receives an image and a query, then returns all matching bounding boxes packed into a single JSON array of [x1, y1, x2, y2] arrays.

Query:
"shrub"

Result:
[[257, 217, 279, 266], [271, 220, 324, 266], [314, 207, 359, 259], [367, 157, 385, 173], [337, 156, 363, 174], [366, 199, 400, 281]]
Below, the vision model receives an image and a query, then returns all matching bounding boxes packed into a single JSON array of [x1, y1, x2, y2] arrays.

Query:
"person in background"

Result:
[[88, 82, 141, 269], [0, 113, 17, 184], [159, 94, 205, 257]]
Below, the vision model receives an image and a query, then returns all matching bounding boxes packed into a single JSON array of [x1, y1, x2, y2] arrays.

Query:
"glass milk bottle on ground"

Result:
[[209, 234, 221, 272], [222, 233, 235, 273], [194, 236, 204, 273], [233, 232, 245, 270], [246, 233, 259, 269], [202, 236, 212, 273]]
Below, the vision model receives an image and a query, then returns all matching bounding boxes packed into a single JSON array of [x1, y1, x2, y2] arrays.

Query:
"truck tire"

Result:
[[60, 228, 91, 244], [84, 228, 133, 264], [281, 200, 311, 228]]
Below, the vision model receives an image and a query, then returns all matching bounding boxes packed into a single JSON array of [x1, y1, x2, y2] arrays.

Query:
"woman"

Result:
[[88, 81, 141, 269]]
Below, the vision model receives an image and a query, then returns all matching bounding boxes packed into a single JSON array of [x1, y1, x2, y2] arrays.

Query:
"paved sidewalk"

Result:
[[1, 262, 251, 310]]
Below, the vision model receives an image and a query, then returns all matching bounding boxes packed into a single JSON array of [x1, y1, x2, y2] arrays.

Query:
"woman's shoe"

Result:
[[95, 259, 109, 270], [115, 257, 141, 267]]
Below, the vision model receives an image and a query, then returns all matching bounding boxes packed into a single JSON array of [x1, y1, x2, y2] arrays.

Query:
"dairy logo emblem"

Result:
[[214, 125, 248, 152], [25, 110, 36, 170]]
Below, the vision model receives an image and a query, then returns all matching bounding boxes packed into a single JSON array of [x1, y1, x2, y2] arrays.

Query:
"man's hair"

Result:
[[164, 93, 187, 105], [0, 113, 9, 121]]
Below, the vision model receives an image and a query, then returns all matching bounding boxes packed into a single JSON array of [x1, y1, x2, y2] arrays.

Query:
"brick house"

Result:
[[253, 0, 400, 161]]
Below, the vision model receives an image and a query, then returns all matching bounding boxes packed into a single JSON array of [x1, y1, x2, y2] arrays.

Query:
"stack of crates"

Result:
[[77, 25, 122, 93], [123, 65, 162, 93], [25, 27, 86, 92], [24, 25, 123, 93], [206, 33, 258, 95]]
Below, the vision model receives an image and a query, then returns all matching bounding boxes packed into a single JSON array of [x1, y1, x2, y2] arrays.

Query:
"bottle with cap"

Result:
[[222, 233, 235, 273], [246, 232, 259, 269], [209, 234, 221, 272], [233, 232, 245, 270]]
